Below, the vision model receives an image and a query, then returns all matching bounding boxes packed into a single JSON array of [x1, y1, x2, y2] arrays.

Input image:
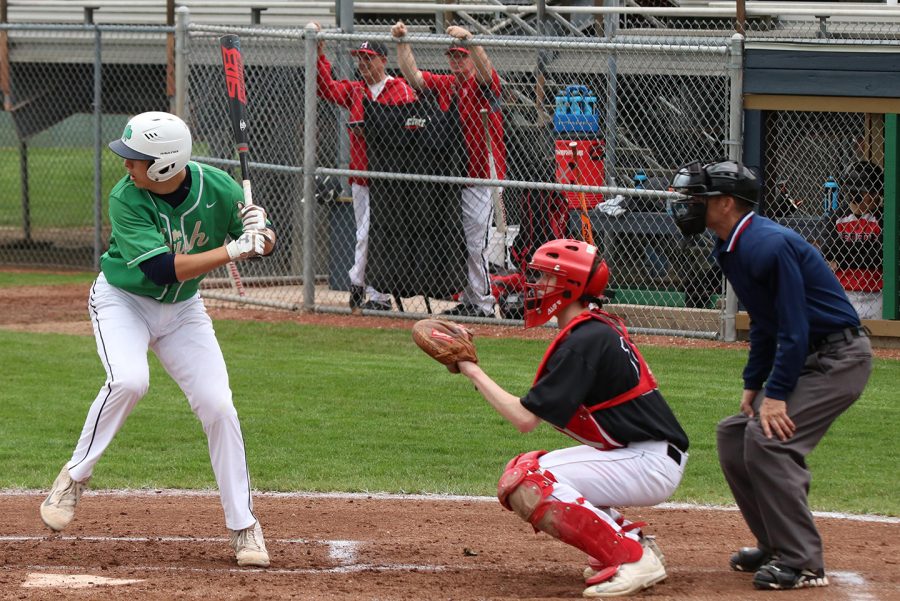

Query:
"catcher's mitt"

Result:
[[411, 318, 478, 373]]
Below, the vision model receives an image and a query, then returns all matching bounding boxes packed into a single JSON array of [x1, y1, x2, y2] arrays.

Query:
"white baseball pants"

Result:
[[349, 183, 390, 302], [66, 274, 257, 531], [538, 441, 687, 537], [459, 185, 495, 314]]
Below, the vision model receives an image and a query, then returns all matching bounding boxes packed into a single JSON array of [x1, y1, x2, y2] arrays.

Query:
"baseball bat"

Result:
[[220, 33, 253, 297], [479, 108, 507, 234], [570, 141, 595, 246]]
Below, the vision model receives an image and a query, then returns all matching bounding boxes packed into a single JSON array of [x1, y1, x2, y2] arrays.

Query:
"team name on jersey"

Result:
[[404, 117, 427, 129], [166, 221, 210, 254]]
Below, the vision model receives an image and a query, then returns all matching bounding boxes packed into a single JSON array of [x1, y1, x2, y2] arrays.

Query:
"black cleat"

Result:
[[730, 547, 774, 572], [361, 299, 392, 312], [441, 303, 494, 318], [752, 563, 828, 590], [349, 286, 365, 310]]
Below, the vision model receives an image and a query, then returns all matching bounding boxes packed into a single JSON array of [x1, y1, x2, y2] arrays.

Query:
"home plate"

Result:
[[23, 573, 144, 589]]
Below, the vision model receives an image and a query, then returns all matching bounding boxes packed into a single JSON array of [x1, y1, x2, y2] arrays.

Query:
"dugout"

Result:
[[741, 41, 900, 330]]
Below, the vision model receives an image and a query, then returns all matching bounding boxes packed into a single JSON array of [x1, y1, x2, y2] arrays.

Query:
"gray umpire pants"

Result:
[[716, 334, 872, 571]]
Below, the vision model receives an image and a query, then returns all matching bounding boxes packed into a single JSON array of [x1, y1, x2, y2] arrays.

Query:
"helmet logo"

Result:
[[240, 119, 247, 132], [122, 125, 133, 141], [546, 299, 562, 315]]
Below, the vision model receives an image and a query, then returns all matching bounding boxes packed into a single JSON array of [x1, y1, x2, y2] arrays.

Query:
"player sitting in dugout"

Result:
[[451, 239, 688, 598]]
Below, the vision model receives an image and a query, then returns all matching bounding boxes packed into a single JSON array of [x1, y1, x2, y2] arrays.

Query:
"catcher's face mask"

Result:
[[524, 267, 567, 328]]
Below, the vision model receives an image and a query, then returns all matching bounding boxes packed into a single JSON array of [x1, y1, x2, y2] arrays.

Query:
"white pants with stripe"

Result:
[[66, 273, 257, 531], [538, 441, 687, 537], [349, 184, 390, 302], [459, 186, 495, 313]]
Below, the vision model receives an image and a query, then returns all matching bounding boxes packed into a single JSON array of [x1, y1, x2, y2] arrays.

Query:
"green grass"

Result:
[[0, 270, 97, 287], [0, 142, 225, 231], [1, 321, 897, 516], [0, 147, 122, 229]]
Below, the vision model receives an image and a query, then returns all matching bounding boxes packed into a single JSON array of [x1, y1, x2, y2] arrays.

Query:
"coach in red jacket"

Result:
[[311, 23, 418, 312]]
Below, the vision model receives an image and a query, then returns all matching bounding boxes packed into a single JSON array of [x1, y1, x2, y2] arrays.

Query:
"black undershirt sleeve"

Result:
[[139, 253, 178, 285]]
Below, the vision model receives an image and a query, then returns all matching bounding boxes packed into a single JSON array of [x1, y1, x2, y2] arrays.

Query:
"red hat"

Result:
[[445, 42, 470, 56], [350, 40, 387, 58]]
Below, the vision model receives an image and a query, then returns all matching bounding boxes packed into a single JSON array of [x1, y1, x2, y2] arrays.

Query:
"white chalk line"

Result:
[[11, 563, 450, 576], [2, 535, 359, 565], [2, 489, 897, 523]]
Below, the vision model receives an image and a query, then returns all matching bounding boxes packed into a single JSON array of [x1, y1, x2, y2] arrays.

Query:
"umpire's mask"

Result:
[[668, 161, 716, 236]]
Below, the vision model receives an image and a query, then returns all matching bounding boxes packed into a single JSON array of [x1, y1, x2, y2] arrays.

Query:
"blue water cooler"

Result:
[[553, 85, 599, 133], [553, 85, 604, 209]]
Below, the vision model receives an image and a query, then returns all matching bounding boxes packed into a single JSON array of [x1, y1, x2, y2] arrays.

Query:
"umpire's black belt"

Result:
[[809, 326, 868, 354]]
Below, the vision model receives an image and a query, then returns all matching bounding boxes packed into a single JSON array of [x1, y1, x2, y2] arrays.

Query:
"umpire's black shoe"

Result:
[[752, 563, 828, 590], [361, 299, 392, 312], [349, 286, 365, 310], [730, 547, 775, 572], [441, 303, 494, 318]]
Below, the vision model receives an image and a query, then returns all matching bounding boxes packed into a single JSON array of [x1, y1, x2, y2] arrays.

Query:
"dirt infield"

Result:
[[1, 492, 899, 600], [2, 278, 899, 599]]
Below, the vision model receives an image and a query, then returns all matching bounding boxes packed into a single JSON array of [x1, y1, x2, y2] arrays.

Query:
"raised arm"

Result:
[[391, 21, 425, 90], [447, 25, 495, 87], [307, 21, 355, 107]]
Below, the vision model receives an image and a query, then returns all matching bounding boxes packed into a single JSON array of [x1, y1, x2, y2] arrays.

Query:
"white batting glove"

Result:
[[226, 230, 271, 261], [240, 204, 268, 231], [446, 25, 473, 40]]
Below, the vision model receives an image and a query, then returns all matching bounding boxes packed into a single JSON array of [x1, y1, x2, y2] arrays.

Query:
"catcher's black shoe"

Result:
[[441, 303, 494, 318], [752, 563, 828, 590], [730, 547, 775, 572], [349, 286, 365, 310], [361, 299, 392, 312]]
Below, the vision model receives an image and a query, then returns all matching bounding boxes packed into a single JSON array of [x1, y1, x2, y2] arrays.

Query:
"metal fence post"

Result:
[[604, 0, 619, 186], [302, 23, 319, 309], [884, 114, 898, 320], [174, 6, 188, 119], [722, 32, 745, 342], [92, 25, 103, 270], [19, 138, 30, 243]]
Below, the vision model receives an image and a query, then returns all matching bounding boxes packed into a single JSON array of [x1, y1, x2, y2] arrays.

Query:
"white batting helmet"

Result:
[[108, 112, 192, 182]]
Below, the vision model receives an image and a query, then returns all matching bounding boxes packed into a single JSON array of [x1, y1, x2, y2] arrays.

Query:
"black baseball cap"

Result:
[[445, 41, 470, 56], [350, 40, 387, 58]]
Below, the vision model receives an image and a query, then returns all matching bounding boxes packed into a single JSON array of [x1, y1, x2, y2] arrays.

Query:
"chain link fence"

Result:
[[1, 5, 897, 336]]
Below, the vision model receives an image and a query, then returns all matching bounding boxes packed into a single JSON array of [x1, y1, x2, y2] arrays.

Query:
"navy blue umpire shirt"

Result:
[[712, 212, 860, 401]]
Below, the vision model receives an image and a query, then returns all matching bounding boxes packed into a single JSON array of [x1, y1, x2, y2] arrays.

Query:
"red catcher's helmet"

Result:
[[524, 239, 609, 328]]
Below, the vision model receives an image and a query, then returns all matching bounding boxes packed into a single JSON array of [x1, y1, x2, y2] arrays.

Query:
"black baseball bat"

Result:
[[219, 33, 253, 206], [219, 34, 252, 296]]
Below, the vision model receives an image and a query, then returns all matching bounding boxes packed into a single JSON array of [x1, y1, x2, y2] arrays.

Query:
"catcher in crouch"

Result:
[[446, 238, 688, 597]]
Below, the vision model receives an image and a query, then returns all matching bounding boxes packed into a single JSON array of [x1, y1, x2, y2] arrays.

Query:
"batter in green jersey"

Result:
[[40, 111, 274, 568], [102, 160, 247, 302]]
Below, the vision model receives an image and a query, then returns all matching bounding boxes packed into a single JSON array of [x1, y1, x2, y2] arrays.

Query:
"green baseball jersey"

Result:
[[101, 161, 245, 303]]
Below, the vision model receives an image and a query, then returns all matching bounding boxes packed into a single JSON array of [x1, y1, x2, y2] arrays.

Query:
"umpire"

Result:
[[668, 161, 873, 591]]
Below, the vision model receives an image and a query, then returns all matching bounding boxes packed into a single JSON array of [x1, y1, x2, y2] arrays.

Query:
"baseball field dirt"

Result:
[[1, 492, 898, 600]]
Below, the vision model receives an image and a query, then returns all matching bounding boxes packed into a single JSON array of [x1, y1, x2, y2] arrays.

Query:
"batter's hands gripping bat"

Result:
[[479, 108, 507, 234], [569, 142, 595, 246], [220, 33, 253, 297]]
